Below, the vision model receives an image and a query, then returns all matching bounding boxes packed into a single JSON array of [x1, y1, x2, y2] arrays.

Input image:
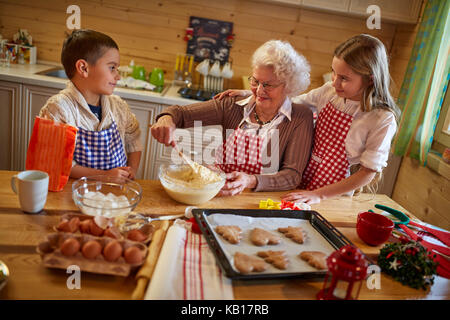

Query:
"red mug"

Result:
[[356, 211, 394, 246]]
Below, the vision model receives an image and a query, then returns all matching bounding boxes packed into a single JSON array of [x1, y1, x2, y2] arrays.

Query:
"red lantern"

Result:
[[317, 245, 368, 300]]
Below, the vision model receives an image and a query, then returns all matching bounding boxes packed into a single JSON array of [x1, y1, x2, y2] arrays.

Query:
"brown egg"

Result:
[[60, 238, 80, 256], [124, 246, 143, 264], [81, 240, 102, 259], [79, 219, 91, 233], [67, 217, 80, 233], [57, 219, 72, 232], [89, 219, 104, 236], [103, 240, 123, 262], [104, 227, 121, 239], [127, 229, 147, 242]]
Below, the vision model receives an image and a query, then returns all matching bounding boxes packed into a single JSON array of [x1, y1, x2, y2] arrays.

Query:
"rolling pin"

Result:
[[131, 220, 170, 300]]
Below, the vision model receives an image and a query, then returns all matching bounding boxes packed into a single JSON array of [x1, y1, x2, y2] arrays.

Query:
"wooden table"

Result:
[[0, 170, 448, 300]]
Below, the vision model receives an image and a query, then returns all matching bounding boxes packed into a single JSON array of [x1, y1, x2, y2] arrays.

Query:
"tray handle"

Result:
[[311, 212, 352, 249]]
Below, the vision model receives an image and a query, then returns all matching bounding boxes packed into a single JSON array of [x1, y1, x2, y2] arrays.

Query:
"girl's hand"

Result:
[[214, 89, 251, 100], [281, 190, 322, 204], [150, 115, 176, 147], [218, 171, 256, 196]]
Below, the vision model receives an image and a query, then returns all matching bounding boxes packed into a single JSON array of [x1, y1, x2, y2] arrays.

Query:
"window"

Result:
[[432, 80, 450, 151], [428, 81, 450, 180]]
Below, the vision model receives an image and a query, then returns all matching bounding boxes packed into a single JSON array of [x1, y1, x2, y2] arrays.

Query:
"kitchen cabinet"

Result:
[[0, 81, 21, 171], [264, 0, 423, 23], [349, 0, 423, 24], [21, 84, 61, 169], [0, 81, 60, 171], [125, 98, 160, 180], [302, 0, 350, 13]]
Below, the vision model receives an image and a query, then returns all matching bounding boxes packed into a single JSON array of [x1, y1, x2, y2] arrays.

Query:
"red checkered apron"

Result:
[[215, 126, 264, 175], [300, 101, 353, 190]]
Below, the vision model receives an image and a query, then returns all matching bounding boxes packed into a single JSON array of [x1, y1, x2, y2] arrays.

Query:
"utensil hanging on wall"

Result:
[[221, 62, 233, 91], [184, 55, 194, 87], [209, 60, 221, 92], [195, 59, 210, 90], [174, 54, 181, 81], [177, 54, 184, 81]]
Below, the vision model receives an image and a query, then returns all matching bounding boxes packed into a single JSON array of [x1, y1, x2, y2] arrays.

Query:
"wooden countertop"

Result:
[[0, 170, 448, 300]]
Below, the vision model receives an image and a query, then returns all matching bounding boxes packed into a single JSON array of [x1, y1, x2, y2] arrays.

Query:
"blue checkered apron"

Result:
[[73, 121, 127, 170]]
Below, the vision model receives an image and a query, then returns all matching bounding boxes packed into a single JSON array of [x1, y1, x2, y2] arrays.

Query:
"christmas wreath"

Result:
[[378, 237, 437, 290]]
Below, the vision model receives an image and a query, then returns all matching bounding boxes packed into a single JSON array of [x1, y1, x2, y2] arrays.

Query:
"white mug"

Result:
[[11, 170, 49, 213]]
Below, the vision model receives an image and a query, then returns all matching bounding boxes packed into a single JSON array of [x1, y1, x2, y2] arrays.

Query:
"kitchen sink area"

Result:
[[36, 67, 68, 79]]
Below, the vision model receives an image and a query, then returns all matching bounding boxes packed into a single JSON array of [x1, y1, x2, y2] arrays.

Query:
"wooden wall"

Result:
[[392, 157, 450, 230], [0, 0, 412, 91]]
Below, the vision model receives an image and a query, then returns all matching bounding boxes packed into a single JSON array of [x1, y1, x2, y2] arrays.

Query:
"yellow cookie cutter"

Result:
[[259, 198, 281, 210]]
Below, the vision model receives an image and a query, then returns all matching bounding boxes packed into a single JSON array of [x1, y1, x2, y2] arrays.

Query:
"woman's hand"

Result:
[[281, 190, 322, 204], [218, 171, 257, 196], [214, 89, 252, 100], [150, 115, 176, 147]]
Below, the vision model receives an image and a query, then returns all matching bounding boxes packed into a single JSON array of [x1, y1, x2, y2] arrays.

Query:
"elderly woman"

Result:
[[151, 40, 313, 196]]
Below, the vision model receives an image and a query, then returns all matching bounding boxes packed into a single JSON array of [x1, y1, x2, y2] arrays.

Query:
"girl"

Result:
[[216, 34, 401, 204]]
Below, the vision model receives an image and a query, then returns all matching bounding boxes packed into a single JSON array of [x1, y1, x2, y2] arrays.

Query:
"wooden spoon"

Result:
[[173, 144, 198, 173]]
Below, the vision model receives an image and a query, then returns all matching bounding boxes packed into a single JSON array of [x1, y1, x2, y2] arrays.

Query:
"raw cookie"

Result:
[[215, 225, 242, 244], [234, 252, 268, 274], [278, 226, 304, 244], [250, 228, 281, 246], [299, 251, 327, 270], [257, 250, 289, 270]]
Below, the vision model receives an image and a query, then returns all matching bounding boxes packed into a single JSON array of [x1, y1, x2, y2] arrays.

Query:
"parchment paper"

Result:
[[205, 213, 336, 274]]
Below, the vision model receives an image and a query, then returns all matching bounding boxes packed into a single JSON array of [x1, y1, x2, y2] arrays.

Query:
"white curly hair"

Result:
[[251, 40, 310, 97]]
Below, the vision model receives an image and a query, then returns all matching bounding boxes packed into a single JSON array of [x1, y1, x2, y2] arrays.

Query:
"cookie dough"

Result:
[[166, 163, 222, 187]]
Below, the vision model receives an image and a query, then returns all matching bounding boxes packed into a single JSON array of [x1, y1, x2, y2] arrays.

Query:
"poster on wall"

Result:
[[186, 16, 233, 64]]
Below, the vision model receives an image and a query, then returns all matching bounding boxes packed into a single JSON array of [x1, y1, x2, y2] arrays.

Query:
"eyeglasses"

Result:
[[248, 76, 284, 92]]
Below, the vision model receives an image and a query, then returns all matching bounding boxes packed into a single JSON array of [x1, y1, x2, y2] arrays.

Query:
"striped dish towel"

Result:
[[145, 223, 234, 300]]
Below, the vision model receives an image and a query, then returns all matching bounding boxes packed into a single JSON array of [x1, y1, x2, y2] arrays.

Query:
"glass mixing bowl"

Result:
[[72, 175, 142, 217], [159, 164, 225, 205]]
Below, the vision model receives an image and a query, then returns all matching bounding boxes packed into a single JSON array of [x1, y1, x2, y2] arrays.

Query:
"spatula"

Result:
[[173, 144, 198, 173]]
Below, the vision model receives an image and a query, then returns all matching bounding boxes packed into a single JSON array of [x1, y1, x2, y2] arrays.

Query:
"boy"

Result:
[[39, 29, 142, 179]]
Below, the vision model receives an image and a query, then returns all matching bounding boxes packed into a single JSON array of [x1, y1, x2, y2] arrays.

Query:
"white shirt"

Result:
[[236, 95, 291, 134], [292, 82, 397, 172]]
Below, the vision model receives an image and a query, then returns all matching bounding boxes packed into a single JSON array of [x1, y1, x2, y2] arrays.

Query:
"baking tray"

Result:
[[193, 209, 354, 280]]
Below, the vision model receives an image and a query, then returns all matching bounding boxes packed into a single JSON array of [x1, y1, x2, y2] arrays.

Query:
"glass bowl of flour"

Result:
[[72, 175, 142, 218]]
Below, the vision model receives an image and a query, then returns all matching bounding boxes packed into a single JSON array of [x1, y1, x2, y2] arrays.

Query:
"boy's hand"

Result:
[[106, 167, 132, 179], [151, 115, 176, 147], [127, 166, 137, 180]]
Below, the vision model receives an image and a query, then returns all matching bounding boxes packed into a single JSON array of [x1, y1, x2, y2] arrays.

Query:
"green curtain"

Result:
[[393, 0, 450, 164]]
